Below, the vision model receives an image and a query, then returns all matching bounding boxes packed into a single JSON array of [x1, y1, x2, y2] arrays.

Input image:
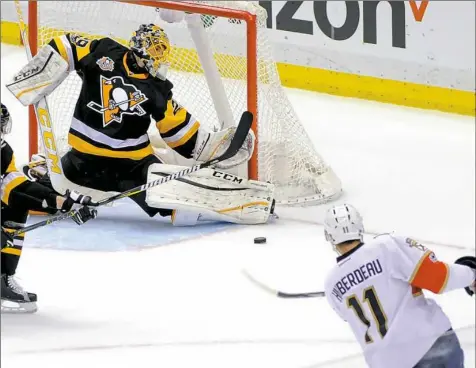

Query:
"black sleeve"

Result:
[[8, 181, 59, 213], [1, 141, 14, 175]]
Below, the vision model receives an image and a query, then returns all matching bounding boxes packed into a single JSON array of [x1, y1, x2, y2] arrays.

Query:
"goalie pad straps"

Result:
[[6, 45, 69, 106], [145, 164, 275, 225], [193, 125, 255, 169]]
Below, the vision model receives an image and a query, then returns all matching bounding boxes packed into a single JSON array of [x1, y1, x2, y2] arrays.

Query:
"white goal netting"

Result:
[[30, 0, 342, 205]]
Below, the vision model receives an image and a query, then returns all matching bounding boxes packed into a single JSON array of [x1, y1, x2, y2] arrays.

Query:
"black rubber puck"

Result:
[[254, 237, 267, 244]]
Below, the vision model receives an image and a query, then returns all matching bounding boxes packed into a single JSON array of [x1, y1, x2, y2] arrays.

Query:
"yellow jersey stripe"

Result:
[[75, 38, 93, 62], [69, 134, 153, 160], [1, 176, 27, 205], [1, 247, 22, 256], [165, 121, 199, 149], [54, 37, 70, 65], [5, 155, 17, 173], [157, 100, 188, 134]]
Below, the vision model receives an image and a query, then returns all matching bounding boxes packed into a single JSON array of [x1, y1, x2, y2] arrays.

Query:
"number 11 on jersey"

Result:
[[347, 286, 388, 344]]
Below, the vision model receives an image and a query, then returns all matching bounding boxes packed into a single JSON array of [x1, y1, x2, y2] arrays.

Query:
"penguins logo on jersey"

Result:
[[87, 75, 148, 127]]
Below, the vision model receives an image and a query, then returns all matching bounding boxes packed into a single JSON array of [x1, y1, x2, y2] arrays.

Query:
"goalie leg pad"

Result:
[[145, 164, 275, 225], [6, 44, 69, 106]]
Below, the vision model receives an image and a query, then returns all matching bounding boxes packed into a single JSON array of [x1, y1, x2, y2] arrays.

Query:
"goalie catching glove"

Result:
[[193, 125, 255, 169]]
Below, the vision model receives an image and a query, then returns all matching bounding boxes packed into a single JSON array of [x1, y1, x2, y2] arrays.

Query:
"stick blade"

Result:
[[218, 111, 253, 161]]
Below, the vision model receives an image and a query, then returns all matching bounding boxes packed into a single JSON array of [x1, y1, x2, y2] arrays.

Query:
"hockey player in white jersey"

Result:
[[323, 204, 475, 368]]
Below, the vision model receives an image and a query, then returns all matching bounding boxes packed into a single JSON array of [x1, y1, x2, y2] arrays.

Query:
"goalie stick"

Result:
[[89, 111, 253, 207], [242, 269, 325, 299]]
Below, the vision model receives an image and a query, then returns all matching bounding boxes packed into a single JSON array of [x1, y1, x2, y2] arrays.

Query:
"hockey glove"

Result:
[[1, 229, 13, 250], [60, 190, 92, 213], [455, 256, 476, 296], [21, 154, 48, 182], [71, 206, 98, 226]]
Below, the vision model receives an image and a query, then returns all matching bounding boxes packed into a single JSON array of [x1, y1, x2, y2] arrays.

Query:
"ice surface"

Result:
[[1, 44, 474, 368]]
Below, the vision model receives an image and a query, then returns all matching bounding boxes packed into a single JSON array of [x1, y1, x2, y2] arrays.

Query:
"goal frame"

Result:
[[26, 0, 259, 180]]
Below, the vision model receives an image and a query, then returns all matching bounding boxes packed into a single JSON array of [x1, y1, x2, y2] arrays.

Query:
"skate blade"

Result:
[[1, 299, 38, 314]]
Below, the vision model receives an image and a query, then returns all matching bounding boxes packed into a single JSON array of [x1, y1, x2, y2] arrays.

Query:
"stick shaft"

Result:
[[242, 269, 325, 299]]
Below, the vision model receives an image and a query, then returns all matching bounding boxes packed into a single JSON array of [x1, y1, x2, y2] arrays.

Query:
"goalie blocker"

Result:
[[5, 44, 69, 106]]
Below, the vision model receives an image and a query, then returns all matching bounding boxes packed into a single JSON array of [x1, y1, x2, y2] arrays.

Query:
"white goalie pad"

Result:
[[6, 45, 69, 106], [193, 126, 255, 169], [145, 164, 275, 225]]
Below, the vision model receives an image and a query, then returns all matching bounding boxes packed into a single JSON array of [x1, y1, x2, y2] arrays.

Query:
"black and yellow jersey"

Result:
[[1, 141, 60, 260], [1, 141, 27, 207], [49, 34, 199, 160], [1, 141, 57, 211]]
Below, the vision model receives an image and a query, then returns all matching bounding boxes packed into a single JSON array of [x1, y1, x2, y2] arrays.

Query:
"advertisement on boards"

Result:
[[257, 1, 474, 91]]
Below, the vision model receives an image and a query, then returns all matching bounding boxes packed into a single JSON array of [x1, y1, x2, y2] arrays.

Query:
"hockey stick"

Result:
[[4, 208, 86, 237], [242, 269, 326, 299], [89, 111, 253, 207]]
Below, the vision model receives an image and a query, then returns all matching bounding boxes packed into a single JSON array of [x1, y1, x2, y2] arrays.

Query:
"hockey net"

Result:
[[25, 0, 342, 206]]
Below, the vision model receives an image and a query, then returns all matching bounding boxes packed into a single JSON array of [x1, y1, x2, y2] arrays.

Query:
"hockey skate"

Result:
[[1, 274, 38, 313]]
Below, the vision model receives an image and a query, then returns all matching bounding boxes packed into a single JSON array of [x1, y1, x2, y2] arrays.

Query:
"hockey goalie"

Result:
[[6, 24, 275, 226]]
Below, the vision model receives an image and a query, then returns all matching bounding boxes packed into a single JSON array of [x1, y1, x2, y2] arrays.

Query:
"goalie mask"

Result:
[[1, 103, 12, 138], [130, 24, 171, 80], [324, 204, 364, 251]]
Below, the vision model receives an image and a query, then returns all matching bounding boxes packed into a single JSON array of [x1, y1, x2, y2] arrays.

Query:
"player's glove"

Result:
[[60, 190, 92, 213], [1, 229, 14, 250], [455, 255, 476, 296], [71, 206, 98, 226]]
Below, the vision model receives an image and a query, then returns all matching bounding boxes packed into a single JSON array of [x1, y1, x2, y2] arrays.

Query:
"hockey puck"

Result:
[[254, 237, 267, 244]]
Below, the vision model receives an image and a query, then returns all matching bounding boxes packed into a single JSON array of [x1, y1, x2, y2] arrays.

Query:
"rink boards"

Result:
[[1, 1, 475, 116]]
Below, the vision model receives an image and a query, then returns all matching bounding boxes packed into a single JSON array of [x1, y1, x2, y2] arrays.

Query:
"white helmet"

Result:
[[324, 204, 364, 246]]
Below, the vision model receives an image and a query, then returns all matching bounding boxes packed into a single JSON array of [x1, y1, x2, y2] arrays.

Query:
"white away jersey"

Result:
[[324, 234, 475, 368]]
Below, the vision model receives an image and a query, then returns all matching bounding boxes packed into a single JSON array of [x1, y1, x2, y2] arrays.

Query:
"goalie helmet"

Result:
[[130, 24, 171, 80], [1, 103, 12, 138], [324, 204, 364, 247]]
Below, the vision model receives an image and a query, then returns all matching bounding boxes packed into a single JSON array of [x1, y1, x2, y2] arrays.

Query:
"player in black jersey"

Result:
[[1, 103, 97, 313], [7, 24, 274, 226]]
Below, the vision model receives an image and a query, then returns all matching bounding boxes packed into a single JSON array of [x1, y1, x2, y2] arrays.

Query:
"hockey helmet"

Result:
[[130, 24, 171, 80], [324, 204, 364, 248], [1, 103, 12, 137]]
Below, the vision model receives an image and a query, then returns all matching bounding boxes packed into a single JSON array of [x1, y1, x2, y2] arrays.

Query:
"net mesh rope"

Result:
[[33, 1, 341, 205]]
